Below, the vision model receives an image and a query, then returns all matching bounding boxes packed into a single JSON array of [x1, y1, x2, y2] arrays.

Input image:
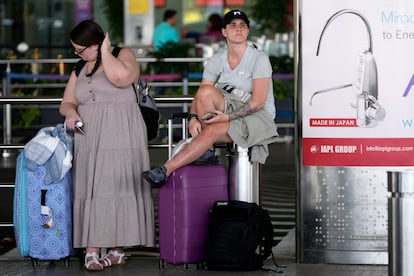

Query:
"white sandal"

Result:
[[99, 250, 127, 268], [84, 252, 104, 271]]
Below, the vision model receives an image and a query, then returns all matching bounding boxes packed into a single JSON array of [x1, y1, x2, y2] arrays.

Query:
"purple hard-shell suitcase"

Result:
[[159, 165, 228, 266], [158, 113, 228, 267]]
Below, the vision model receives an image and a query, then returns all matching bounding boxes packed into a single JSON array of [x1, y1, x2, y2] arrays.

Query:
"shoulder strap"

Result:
[[74, 59, 86, 77], [112, 46, 122, 57], [260, 207, 274, 260], [74, 46, 123, 77], [258, 206, 286, 273]]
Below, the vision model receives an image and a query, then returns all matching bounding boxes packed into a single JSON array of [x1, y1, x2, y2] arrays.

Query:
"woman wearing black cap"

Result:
[[143, 10, 278, 187]]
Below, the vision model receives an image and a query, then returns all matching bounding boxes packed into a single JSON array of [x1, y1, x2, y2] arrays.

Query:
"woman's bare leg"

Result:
[[193, 84, 225, 124], [143, 85, 229, 186], [164, 123, 231, 176]]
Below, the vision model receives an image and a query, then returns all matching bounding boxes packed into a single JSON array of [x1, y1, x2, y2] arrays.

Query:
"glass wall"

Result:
[[0, 0, 288, 59], [0, 0, 79, 59]]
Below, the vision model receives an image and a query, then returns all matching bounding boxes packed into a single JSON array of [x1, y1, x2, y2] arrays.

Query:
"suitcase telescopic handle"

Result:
[[167, 112, 190, 159]]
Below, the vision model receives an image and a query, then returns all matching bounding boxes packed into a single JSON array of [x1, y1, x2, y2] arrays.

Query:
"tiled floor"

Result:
[[0, 258, 389, 276], [0, 231, 388, 275]]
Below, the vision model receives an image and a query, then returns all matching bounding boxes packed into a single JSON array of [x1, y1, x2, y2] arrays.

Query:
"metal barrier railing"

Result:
[[0, 98, 293, 229], [0, 96, 194, 150], [0, 96, 293, 227], [0, 57, 294, 231], [0, 95, 194, 229], [0, 58, 294, 147], [0, 96, 294, 150], [1, 69, 200, 150], [1, 61, 294, 150]]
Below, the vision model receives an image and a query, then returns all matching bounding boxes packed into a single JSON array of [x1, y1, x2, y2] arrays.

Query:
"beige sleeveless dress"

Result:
[[72, 67, 154, 248]]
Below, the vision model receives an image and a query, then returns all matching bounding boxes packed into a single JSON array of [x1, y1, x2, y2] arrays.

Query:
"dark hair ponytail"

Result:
[[86, 42, 102, 77]]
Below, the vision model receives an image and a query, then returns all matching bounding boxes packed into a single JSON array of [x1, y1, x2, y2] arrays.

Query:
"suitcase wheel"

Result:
[[158, 259, 204, 270], [159, 259, 167, 270], [31, 257, 39, 268], [63, 257, 70, 268], [30, 257, 70, 268]]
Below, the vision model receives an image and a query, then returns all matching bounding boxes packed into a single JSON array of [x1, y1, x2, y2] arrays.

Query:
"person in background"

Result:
[[199, 13, 223, 44], [152, 9, 180, 51], [143, 10, 279, 187], [59, 20, 154, 272]]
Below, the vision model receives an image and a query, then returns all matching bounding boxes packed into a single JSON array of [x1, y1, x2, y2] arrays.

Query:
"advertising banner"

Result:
[[302, 0, 414, 166]]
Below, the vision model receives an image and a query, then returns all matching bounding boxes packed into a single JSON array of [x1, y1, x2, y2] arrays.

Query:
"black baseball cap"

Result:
[[223, 10, 250, 28]]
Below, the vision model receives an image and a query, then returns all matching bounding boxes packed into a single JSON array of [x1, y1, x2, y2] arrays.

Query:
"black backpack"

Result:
[[204, 200, 279, 271]]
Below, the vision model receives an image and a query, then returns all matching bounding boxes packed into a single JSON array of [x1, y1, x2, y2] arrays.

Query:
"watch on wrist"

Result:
[[189, 113, 198, 120]]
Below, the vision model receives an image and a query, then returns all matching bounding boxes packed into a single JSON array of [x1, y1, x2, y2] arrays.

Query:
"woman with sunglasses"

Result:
[[60, 20, 154, 271]]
